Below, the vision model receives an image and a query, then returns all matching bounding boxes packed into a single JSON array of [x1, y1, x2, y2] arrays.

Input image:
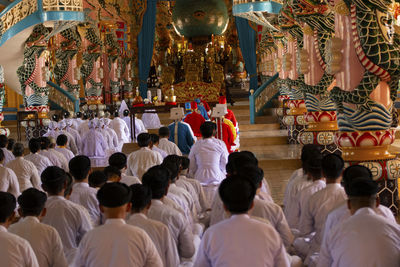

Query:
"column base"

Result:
[[287, 125, 307, 144], [25, 126, 48, 141]]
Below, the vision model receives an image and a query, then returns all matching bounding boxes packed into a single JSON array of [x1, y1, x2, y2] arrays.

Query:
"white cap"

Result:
[[212, 106, 227, 118], [216, 104, 228, 114], [170, 107, 184, 120]]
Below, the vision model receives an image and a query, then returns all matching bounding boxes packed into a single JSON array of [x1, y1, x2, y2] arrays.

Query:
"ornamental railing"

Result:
[[42, 0, 83, 12], [47, 81, 80, 113], [249, 73, 279, 124]]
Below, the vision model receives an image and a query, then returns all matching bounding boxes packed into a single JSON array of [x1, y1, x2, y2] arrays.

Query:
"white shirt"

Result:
[[318, 207, 400, 267], [0, 225, 39, 267], [42, 196, 93, 263], [152, 145, 167, 159], [194, 214, 290, 267], [1, 147, 15, 165], [69, 183, 101, 226], [283, 168, 303, 208], [127, 213, 180, 267], [74, 218, 162, 267], [158, 138, 182, 156], [176, 177, 202, 216], [127, 147, 163, 179], [147, 199, 195, 259], [120, 173, 141, 186], [141, 113, 162, 129], [299, 183, 347, 252], [6, 157, 41, 191], [55, 147, 75, 162], [188, 138, 228, 185], [9, 216, 68, 267], [178, 175, 209, 211], [24, 153, 53, 175], [284, 173, 313, 229], [322, 202, 396, 244], [39, 150, 65, 169], [59, 130, 78, 155], [0, 164, 20, 198]]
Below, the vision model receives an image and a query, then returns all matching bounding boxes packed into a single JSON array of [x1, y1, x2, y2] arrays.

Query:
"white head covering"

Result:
[[88, 119, 96, 129], [118, 100, 129, 117], [65, 118, 73, 127], [58, 120, 67, 130], [48, 121, 58, 131]]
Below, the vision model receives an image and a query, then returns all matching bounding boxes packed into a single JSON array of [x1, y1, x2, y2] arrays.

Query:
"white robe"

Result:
[[0, 225, 39, 267], [24, 153, 52, 175], [147, 199, 195, 259], [158, 138, 182, 156], [120, 173, 141, 186], [127, 213, 180, 267], [48, 149, 69, 171], [194, 214, 290, 267], [317, 208, 400, 267], [9, 216, 68, 267], [111, 117, 130, 146], [74, 219, 162, 267], [54, 147, 75, 162], [42, 196, 93, 263], [0, 165, 20, 198], [126, 147, 163, 179], [39, 150, 66, 170], [141, 113, 162, 129], [1, 147, 15, 165], [152, 145, 167, 159], [69, 183, 101, 226], [6, 157, 41, 191]]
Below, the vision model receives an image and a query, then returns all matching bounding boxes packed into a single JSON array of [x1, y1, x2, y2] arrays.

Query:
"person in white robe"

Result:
[[64, 119, 82, 153], [74, 182, 162, 267], [43, 121, 60, 139], [57, 121, 78, 155], [39, 137, 67, 170], [150, 134, 168, 159], [9, 188, 68, 267], [0, 149, 20, 198], [126, 133, 163, 179], [24, 138, 52, 175], [158, 127, 182, 156], [41, 166, 93, 263], [6, 143, 41, 191], [127, 184, 180, 267], [317, 177, 400, 267], [122, 109, 147, 141], [0, 135, 15, 165], [0, 192, 39, 267], [109, 152, 141, 186], [111, 111, 130, 149], [100, 118, 119, 154], [188, 122, 228, 203], [55, 134, 75, 162], [69, 155, 101, 226], [48, 137, 70, 171], [194, 177, 290, 267], [141, 111, 162, 129], [295, 154, 346, 264], [142, 165, 195, 260], [81, 119, 108, 167], [78, 118, 89, 136]]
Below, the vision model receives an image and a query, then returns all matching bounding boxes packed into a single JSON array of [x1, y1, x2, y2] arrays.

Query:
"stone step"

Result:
[[239, 123, 280, 131], [240, 135, 287, 146]]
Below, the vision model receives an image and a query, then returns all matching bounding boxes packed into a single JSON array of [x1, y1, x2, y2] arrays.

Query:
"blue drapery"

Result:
[[137, 0, 157, 98], [235, 17, 258, 92]]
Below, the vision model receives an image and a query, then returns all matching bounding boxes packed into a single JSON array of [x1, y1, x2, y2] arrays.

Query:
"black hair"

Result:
[[12, 143, 24, 157], [69, 155, 91, 181], [306, 157, 323, 180], [301, 145, 321, 171], [89, 170, 108, 188], [40, 137, 50, 150], [343, 165, 372, 189], [64, 111, 71, 119], [236, 165, 264, 188], [7, 138, 15, 151], [0, 135, 8, 148], [104, 166, 122, 180], [226, 151, 258, 175], [0, 148, 4, 162], [64, 173, 73, 198], [108, 152, 127, 170], [137, 133, 151, 147], [97, 182, 132, 208], [302, 149, 323, 174], [18, 188, 47, 217], [56, 134, 68, 146], [150, 134, 160, 144], [180, 156, 190, 170], [346, 177, 378, 197], [76, 112, 82, 118], [123, 109, 130, 117], [200, 121, 215, 138], [162, 155, 181, 182], [29, 138, 41, 153], [114, 111, 119, 117], [219, 175, 256, 214], [41, 166, 68, 195], [158, 127, 170, 138], [142, 165, 170, 199], [130, 184, 152, 212], [322, 154, 344, 180], [0, 192, 16, 223]]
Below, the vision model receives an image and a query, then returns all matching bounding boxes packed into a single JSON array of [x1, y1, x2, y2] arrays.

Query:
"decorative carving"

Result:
[[0, 0, 38, 36], [42, 0, 83, 12]]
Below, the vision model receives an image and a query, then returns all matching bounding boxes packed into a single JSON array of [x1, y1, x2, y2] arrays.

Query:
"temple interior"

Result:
[[0, 0, 399, 266]]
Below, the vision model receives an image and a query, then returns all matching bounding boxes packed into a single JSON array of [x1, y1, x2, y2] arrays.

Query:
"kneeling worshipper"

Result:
[[194, 177, 290, 267], [0, 149, 20, 198], [0, 135, 15, 165], [110, 111, 130, 150], [57, 120, 78, 155], [24, 138, 52, 175], [194, 98, 209, 120], [196, 94, 211, 116], [141, 111, 162, 129], [0, 192, 39, 266], [218, 95, 237, 128], [317, 177, 400, 267], [184, 102, 206, 138], [9, 188, 68, 267], [81, 119, 108, 167], [43, 121, 60, 139], [168, 107, 196, 156], [188, 121, 228, 203], [74, 182, 162, 267], [55, 134, 75, 162], [158, 127, 182, 156], [211, 106, 235, 153]]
